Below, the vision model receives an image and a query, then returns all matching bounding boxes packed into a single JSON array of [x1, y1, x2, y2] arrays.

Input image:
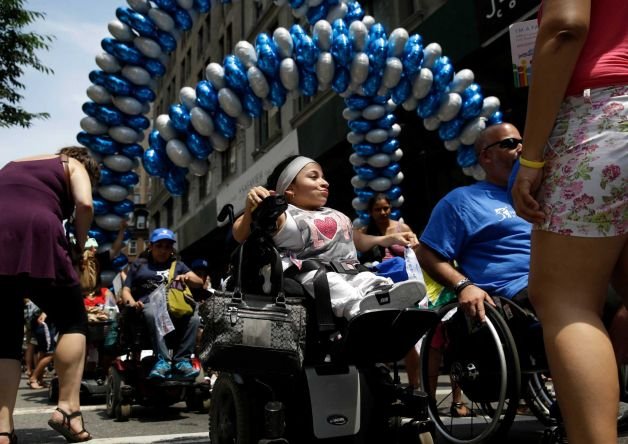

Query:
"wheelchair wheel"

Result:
[[105, 366, 129, 421], [209, 373, 253, 444], [420, 303, 520, 444], [523, 371, 556, 426]]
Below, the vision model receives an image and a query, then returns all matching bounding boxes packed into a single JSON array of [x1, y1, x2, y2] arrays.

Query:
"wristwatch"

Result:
[[453, 277, 473, 295]]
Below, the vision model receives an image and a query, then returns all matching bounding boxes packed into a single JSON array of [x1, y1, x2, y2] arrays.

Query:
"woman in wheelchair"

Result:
[[232, 155, 425, 320], [120, 228, 204, 380]]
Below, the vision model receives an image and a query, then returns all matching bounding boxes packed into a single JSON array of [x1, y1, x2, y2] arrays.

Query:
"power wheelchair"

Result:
[[200, 196, 439, 444]]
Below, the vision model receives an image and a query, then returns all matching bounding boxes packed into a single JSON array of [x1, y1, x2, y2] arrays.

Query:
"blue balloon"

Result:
[[151, 0, 177, 13], [187, 131, 212, 159], [362, 73, 382, 96], [144, 58, 166, 77], [88, 70, 107, 86], [438, 116, 465, 141], [99, 167, 117, 185], [104, 73, 133, 96], [299, 69, 318, 97], [88, 228, 108, 245], [382, 162, 401, 178], [345, 95, 370, 110], [376, 114, 396, 130], [488, 110, 503, 125], [381, 138, 399, 154], [456, 144, 478, 168], [391, 77, 411, 105], [214, 110, 236, 139], [331, 33, 352, 66], [169, 104, 191, 132], [108, 39, 145, 66], [306, 3, 329, 24], [331, 66, 350, 94], [111, 254, 129, 271], [82, 102, 124, 126], [390, 208, 401, 220], [354, 143, 377, 157], [194, 0, 210, 13], [372, 94, 390, 105], [406, 34, 423, 47], [143, 148, 168, 177], [355, 188, 375, 201], [354, 165, 378, 181], [367, 38, 387, 72], [121, 143, 144, 158], [149, 130, 167, 153], [460, 93, 483, 120], [369, 23, 387, 41], [268, 79, 287, 108], [348, 119, 372, 133], [113, 199, 135, 216], [463, 83, 482, 98], [91, 135, 121, 155], [345, 1, 365, 23], [432, 57, 454, 92], [417, 90, 441, 119], [386, 186, 402, 200], [295, 37, 318, 72], [124, 114, 150, 131], [196, 80, 218, 112], [243, 91, 263, 117], [156, 30, 177, 53], [289, 0, 306, 8], [223, 55, 248, 94], [100, 37, 116, 55], [119, 171, 140, 186], [116, 7, 157, 38], [164, 167, 187, 196], [93, 197, 111, 215], [132, 85, 156, 103], [76, 131, 92, 148], [331, 19, 348, 36], [356, 210, 369, 220], [173, 8, 193, 31], [256, 34, 279, 77]]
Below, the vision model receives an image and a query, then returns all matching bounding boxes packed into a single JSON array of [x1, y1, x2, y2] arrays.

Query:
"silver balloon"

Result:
[[218, 88, 243, 118], [154, 114, 178, 141], [190, 106, 214, 136], [423, 116, 440, 131], [86, 85, 112, 104], [326, 2, 348, 22], [210, 132, 229, 152], [349, 20, 369, 51], [108, 19, 134, 42], [316, 52, 335, 88], [389, 123, 401, 138], [388, 28, 409, 57], [449, 69, 475, 94], [350, 52, 369, 88], [365, 129, 389, 144], [205, 63, 226, 90], [459, 117, 486, 146], [390, 196, 404, 207], [95, 214, 124, 231], [402, 96, 418, 112], [313, 20, 332, 51], [437, 93, 463, 122], [177, 0, 194, 9], [480, 96, 501, 118], [367, 153, 391, 168], [234, 40, 257, 69], [247, 66, 270, 98], [361, 104, 386, 121], [112, 96, 143, 115], [237, 114, 252, 129], [412, 68, 433, 100], [368, 177, 392, 192], [470, 164, 486, 181], [180, 86, 197, 110], [351, 175, 367, 188], [362, 15, 375, 30], [189, 158, 209, 176], [391, 171, 404, 185], [96, 53, 121, 73], [134, 36, 162, 59], [109, 126, 140, 145], [343, 108, 362, 120], [279, 58, 299, 91], [148, 8, 175, 32], [121, 65, 151, 86], [346, 131, 364, 144], [444, 138, 461, 152], [273, 28, 293, 59], [166, 139, 193, 168], [104, 154, 135, 172], [308, 0, 324, 6], [352, 197, 368, 211], [98, 185, 129, 202], [385, 99, 397, 113], [349, 153, 366, 166], [127, 0, 151, 14], [390, 149, 404, 162], [422, 43, 442, 69], [80, 116, 108, 135]]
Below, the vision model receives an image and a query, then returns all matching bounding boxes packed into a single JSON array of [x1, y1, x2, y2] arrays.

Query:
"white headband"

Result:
[[275, 156, 315, 195]]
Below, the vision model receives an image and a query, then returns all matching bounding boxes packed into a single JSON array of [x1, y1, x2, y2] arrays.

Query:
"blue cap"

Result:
[[190, 258, 209, 270], [150, 228, 176, 243]]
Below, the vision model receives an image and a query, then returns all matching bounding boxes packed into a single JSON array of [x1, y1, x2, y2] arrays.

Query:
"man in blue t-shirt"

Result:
[[418, 123, 530, 321]]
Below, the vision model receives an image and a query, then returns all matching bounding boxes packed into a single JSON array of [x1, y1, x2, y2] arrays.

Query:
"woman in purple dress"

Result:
[[0, 147, 99, 443]]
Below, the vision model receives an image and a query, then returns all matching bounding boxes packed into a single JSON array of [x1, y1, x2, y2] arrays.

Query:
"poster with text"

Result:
[[509, 19, 538, 88]]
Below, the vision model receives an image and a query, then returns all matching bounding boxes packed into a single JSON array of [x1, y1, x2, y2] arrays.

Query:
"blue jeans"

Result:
[[143, 302, 200, 362]]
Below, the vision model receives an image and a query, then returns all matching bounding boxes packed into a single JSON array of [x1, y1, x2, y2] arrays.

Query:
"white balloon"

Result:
[[362, 15, 375, 30], [112, 96, 143, 115], [86, 85, 112, 104], [385, 99, 397, 113], [401, 97, 418, 112], [108, 20, 135, 42], [80, 116, 108, 135], [104, 154, 135, 172], [349, 20, 368, 51], [352, 197, 368, 211], [389, 123, 401, 138], [179, 87, 197, 110], [134, 36, 162, 59], [367, 153, 391, 168], [190, 106, 214, 136], [210, 132, 229, 152], [148, 8, 175, 32], [349, 153, 366, 166], [361, 104, 386, 120], [121, 65, 151, 86], [313, 20, 332, 51], [247, 66, 270, 98], [273, 28, 293, 59], [166, 139, 193, 168], [154, 114, 178, 141], [96, 53, 121, 73], [459, 117, 487, 146], [308, 0, 324, 6], [279, 58, 299, 91], [388, 28, 409, 57], [449, 69, 474, 93], [98, 185, 129, 202], [343, 108, 362, 120], [350, 52, 369, 87], [390, 196, 404, 207], [95, 214, 124, 231], [412, 68, 433, 99], [480, 96, 501, 118], [423, 116, 441, 131], [391, 171, 404, 185], [316, 52, 335, 87], [326, 2, 348, 22], [127, 0, 151, 14], [234, 40, 257, 69], [189, 158, 209, 176], [390, 149, 404, 162], [292, 3, 309, 18], [368, 177, 392, 192], [237, 113, 252, 129], [470, 164, 486, 181], [365, 129, 389, 144], [437, 93, 463, 122], [218, 88, 243, 118], [205, 63, 226, 90], [109, 126, 140, 145], [444, 138, 461, 152], [351, 175, 368, 188], [177, 0, 194, 9], [346, 131, 364, 144], [422, 43, 442, 69]]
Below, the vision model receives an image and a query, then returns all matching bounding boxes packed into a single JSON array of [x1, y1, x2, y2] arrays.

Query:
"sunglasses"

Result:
[[483, 137, 523, 151]]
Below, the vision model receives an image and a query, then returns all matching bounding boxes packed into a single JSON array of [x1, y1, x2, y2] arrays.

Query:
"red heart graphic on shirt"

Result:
[[314, 217, 338, 240]]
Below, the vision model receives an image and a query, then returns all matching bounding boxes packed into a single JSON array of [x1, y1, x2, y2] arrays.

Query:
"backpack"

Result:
[[80, 250, 100, 294]]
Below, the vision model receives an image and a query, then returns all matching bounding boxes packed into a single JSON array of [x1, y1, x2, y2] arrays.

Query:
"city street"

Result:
[[12, 372, 628, 443]]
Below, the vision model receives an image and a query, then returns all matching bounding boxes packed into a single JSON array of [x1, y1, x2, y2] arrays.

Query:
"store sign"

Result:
[[475, 0, 540, 44], [509, 19, 538, 87]]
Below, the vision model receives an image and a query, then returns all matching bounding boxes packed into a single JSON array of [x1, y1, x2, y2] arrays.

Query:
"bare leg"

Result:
[[405, 346, 420, 388], [0, 359, 21, 442], [29, 354, 53, 388], [529, 232, 626, 444], [24, 342, 35, 377]]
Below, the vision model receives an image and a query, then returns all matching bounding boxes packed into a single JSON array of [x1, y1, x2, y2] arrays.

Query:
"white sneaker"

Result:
[[358, 280, 426, 312]]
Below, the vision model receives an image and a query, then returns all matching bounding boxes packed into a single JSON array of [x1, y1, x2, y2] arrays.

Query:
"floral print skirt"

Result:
[[536, 85, 628, 237]]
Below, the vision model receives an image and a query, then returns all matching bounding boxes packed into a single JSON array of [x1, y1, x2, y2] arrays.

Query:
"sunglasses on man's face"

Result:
[[483, 137, 523, 151]]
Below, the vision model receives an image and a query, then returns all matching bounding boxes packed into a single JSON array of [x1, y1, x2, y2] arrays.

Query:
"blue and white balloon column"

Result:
[[79, 0, 505, 235]]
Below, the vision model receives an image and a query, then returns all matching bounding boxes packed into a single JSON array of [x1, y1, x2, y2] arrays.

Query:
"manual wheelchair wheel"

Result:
[[209, 373, 253, 444], [420, 302, 520, 444], [523, 370, 556, 426]]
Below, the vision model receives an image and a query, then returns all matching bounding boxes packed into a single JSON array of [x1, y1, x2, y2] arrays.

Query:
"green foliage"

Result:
[[0, 0, 54, 128]]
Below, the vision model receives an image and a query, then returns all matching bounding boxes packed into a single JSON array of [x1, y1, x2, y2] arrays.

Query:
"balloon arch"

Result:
[[78, 0, 504, 272]]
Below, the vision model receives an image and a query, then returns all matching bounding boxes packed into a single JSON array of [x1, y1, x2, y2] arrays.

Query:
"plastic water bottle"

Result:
[[405, 246, 424, 282]]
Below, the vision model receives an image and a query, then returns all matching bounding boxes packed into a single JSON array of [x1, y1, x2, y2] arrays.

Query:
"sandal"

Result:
[[0, 430, 17, 444], [27, 380, 45, 390], [450, 402, 476, 418], [47, 407, 92, 442]]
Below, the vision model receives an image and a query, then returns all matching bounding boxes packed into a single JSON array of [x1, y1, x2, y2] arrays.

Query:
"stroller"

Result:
[[200, 196, 439, 444]]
